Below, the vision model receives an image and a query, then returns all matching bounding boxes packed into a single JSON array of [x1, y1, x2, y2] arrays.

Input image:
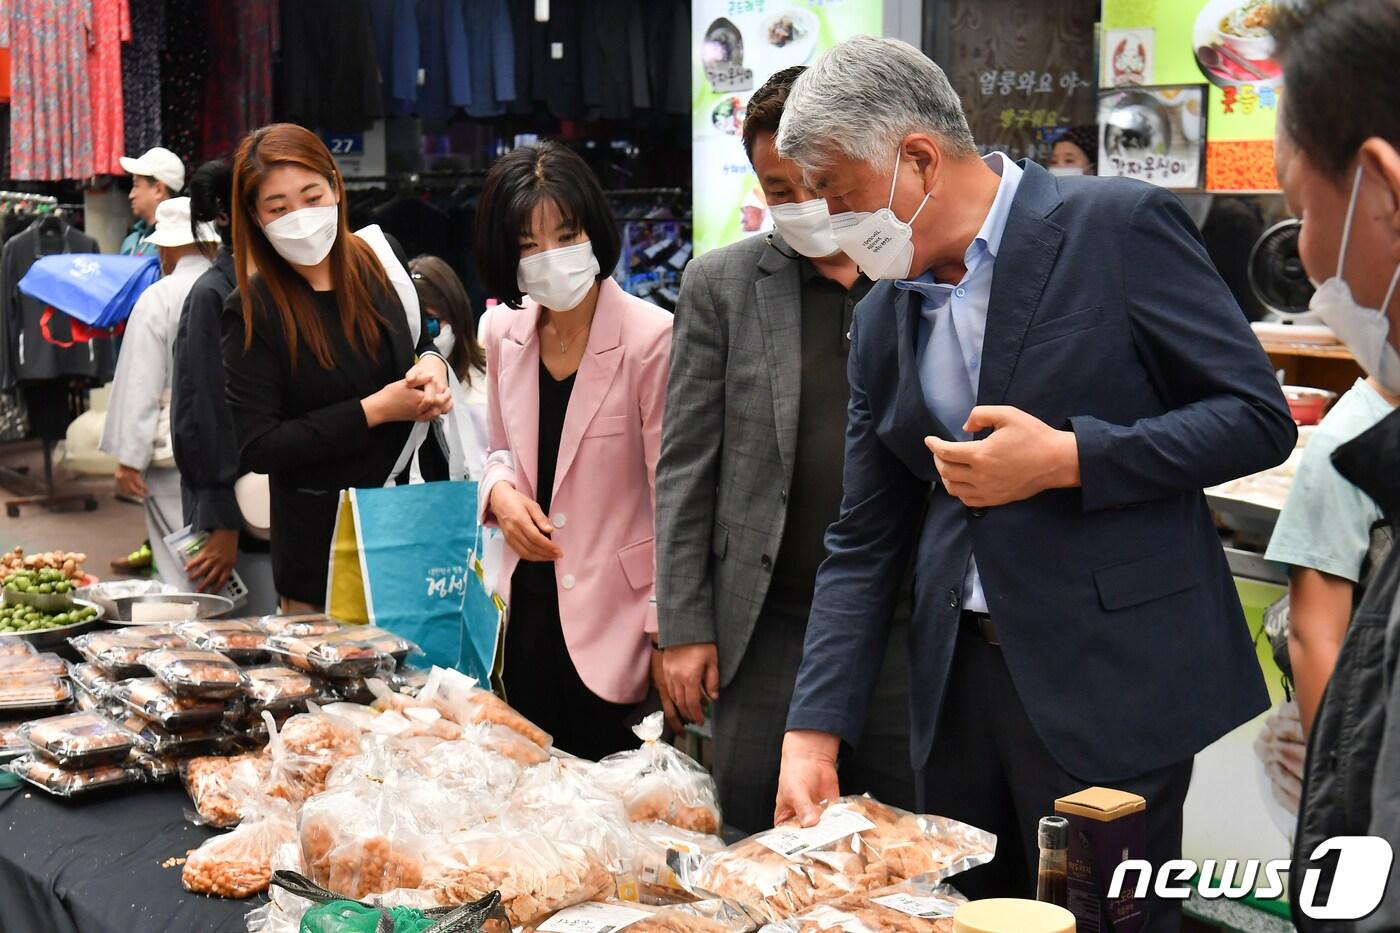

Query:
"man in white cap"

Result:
[[119, 146, 186, 257], [101, 197, 218, 585]]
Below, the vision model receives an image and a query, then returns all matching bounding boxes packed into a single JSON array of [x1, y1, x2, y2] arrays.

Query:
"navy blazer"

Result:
[[787, 161, 1296, 783]]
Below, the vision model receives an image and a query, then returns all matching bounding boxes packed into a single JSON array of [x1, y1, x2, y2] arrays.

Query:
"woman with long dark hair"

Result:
[[222, 124, 452, 611], [409, 255, 488, 478], [476, 141, 678, 758]]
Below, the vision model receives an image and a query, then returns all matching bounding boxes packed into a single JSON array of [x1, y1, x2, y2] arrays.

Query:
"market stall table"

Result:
[[0, 777, 259, 933]]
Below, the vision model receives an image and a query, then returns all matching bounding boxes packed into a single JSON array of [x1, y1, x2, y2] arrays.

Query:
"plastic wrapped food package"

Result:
[[69, 661, 117, 700], [423, 827, 615, 927], [410, 667, 552, 751], [511, 758, 638, 873], [140, 647, 248, 699], [318, 625, 416, 664], [393, 667, 432, 697], [183, 752, 273, 827], [135, 752, 185, 782], [177, 618, 271, 664], [0, 634, 35, 656], [596, 713, 721, 835], [256, 613, 345, 638], [120, 713, 233, 757], [111, 678, 227, 730], [625, 822, 727, 905], [297, 768, 449, 901], [242, 842, 309, 933], [413, 733, 523, 799], [0, 673, 74, 716], [10, 754, 140, 796], [243, 666, 320, 714], [763, 881, 966, 933], [0, 651, 67, 677], [21, 710, 139, 769], [527, 898, 760, 932], [679, 798, 995, 923], [261, 708, 362, 805], [0, 720, 26, 758], [265, 632, 391, 679], [69, 626, 186, 678], [183, 795, 299, 898]]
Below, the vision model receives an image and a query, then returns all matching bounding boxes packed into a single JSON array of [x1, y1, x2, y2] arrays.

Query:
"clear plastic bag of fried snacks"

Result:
[[176, 618, 271, 664], [183, 791, 299, 898], [623, 822, 728, 906], [413, 730, 524, 797], [678, 798, 995, 923], [256, 613, 344, 638], [527, 898, 761, 932], [182, 751, 273, 827], [298, 765, 449, 901], [595, 712, 721, 836], [264, 631, 391, 679], [0, 651, 67, 677], [10, 754, 140, 796], [140, 647, 248, 699], [20, 710, 139, 769], [423, 826, 615, 927], [243, 665, 319, 715], [69, 625, 186, 678], [261, 707, 362, 805], [760, 881, 966, 933], [399, 667, 552, 751], [511, 757, 638, 873], [110, 677, 226, 730]]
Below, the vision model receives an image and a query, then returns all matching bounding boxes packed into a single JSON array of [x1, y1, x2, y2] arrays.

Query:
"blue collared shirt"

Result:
[[894, 152, 1023, 614]]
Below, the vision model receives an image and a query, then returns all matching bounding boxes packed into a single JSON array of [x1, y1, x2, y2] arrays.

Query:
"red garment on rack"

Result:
[[88, 0, 130, 176], [202, 0, 278, 160], [0, 0, 95, 181]]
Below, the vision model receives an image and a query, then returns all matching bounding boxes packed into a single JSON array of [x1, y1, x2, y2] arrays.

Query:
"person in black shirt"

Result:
[[222, 124, 452, 610]]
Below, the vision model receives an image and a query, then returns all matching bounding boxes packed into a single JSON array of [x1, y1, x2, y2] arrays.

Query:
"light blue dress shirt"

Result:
[[893, 152, 1024, 614]]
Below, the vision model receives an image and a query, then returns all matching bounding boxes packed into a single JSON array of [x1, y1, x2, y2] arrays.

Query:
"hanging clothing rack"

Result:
[[0, 191, 59, 205]]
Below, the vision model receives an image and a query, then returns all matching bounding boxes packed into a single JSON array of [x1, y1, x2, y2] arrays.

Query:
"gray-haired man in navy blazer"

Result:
[[771, 36, 1296, 932]]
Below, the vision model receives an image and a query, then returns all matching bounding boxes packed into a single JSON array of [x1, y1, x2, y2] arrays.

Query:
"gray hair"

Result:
[[776, 35, 977, 171]]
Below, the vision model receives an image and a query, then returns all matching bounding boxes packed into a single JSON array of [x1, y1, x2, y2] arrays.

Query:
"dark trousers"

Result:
[[919, 624, 1194, 933], [712, 612, 916, 834]]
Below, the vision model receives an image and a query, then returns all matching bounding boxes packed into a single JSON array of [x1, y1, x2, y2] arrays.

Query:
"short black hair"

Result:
[[474, 142, 621, 309], [1273, 0, 1400, 181], [743, 65, 806, 163]]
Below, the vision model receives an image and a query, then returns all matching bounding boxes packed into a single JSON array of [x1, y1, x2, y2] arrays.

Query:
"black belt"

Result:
[[961, 611, 1000, 647]]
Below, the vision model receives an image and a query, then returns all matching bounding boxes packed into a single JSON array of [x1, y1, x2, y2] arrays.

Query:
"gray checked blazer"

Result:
[[655, 230, 811, 686]]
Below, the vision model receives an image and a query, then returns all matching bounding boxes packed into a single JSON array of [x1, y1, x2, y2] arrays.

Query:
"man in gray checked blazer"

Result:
[[655, 67, 915, 832]]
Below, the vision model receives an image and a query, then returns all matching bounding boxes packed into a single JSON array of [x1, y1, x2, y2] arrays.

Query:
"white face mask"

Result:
[[830, 152, 932, 281], [517, 241, 601, 311], [769, 198, 841, 259], [1309, 166, 1400, 394], [261, 204, 339, 267], [1049, 165, 1086, 177]]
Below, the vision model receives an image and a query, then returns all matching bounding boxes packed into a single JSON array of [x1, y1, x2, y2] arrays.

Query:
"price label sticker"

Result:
[[536, 902, 651, 933], [873, 892, 959, 919], [757, 808, 877, 860]]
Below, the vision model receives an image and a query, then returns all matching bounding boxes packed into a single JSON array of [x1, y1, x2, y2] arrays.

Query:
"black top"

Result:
[[763, 263, 873, 621], [172, 248, 242, 533], [222, 263, 446, 606], [535, 360, 577, 517]]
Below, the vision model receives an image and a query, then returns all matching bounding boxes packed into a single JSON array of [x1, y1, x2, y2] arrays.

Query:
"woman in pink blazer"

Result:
[[475, 142, 677, 759]]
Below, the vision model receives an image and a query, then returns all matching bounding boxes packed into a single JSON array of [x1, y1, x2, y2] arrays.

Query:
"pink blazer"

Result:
[[479, 278, 672, 704]]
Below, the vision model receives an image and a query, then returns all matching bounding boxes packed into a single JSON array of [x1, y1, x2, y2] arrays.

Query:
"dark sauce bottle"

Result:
[[1036, 815, 1069, 908]]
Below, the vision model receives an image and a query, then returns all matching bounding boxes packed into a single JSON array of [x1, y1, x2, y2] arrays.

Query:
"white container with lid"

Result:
[[953, 898, 1076, 933]]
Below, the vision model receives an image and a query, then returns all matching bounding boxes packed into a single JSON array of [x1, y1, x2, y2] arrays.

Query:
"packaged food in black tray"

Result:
[[21, 710, 139, 769], [256, 613, 344, 638], [140, 648, 248, 699], [176, 619, 271, 664], [134, 751, 183, 782], [0, 720, 26, 760], [111, 678, 227, 730], [242, 665, 319, 713], [264, 632, 391, 678], [319, 625, 416, 663], [0, 635, 35, 656], [69, 626, 187, 679], [119, 712, 234, 757], [68, 661, 117, 699], [0, 673, 73, 718], [392, 666, 432, 697], [0, 652, 67, 677], [10, 755, 140, 796], [323, 676, 376, 705]]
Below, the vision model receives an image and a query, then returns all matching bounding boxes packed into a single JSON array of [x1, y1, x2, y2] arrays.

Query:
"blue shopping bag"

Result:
[[17, 253, 160, 328], [461, 516, 506, 685]]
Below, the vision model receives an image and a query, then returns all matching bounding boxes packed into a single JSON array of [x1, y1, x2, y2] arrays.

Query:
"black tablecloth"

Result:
[[0, 779, 261, 933]]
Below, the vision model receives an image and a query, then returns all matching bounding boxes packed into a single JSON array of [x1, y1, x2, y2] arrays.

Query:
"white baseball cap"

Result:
[[143, 198, 220, 248], [119, 146, 186, 193]]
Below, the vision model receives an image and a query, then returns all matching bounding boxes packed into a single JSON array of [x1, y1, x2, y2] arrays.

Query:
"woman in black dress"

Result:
[[222, 124, 452, 610]]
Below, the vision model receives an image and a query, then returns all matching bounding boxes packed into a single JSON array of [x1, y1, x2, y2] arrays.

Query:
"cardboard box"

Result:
[[1056, 786, 1147, 933]]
